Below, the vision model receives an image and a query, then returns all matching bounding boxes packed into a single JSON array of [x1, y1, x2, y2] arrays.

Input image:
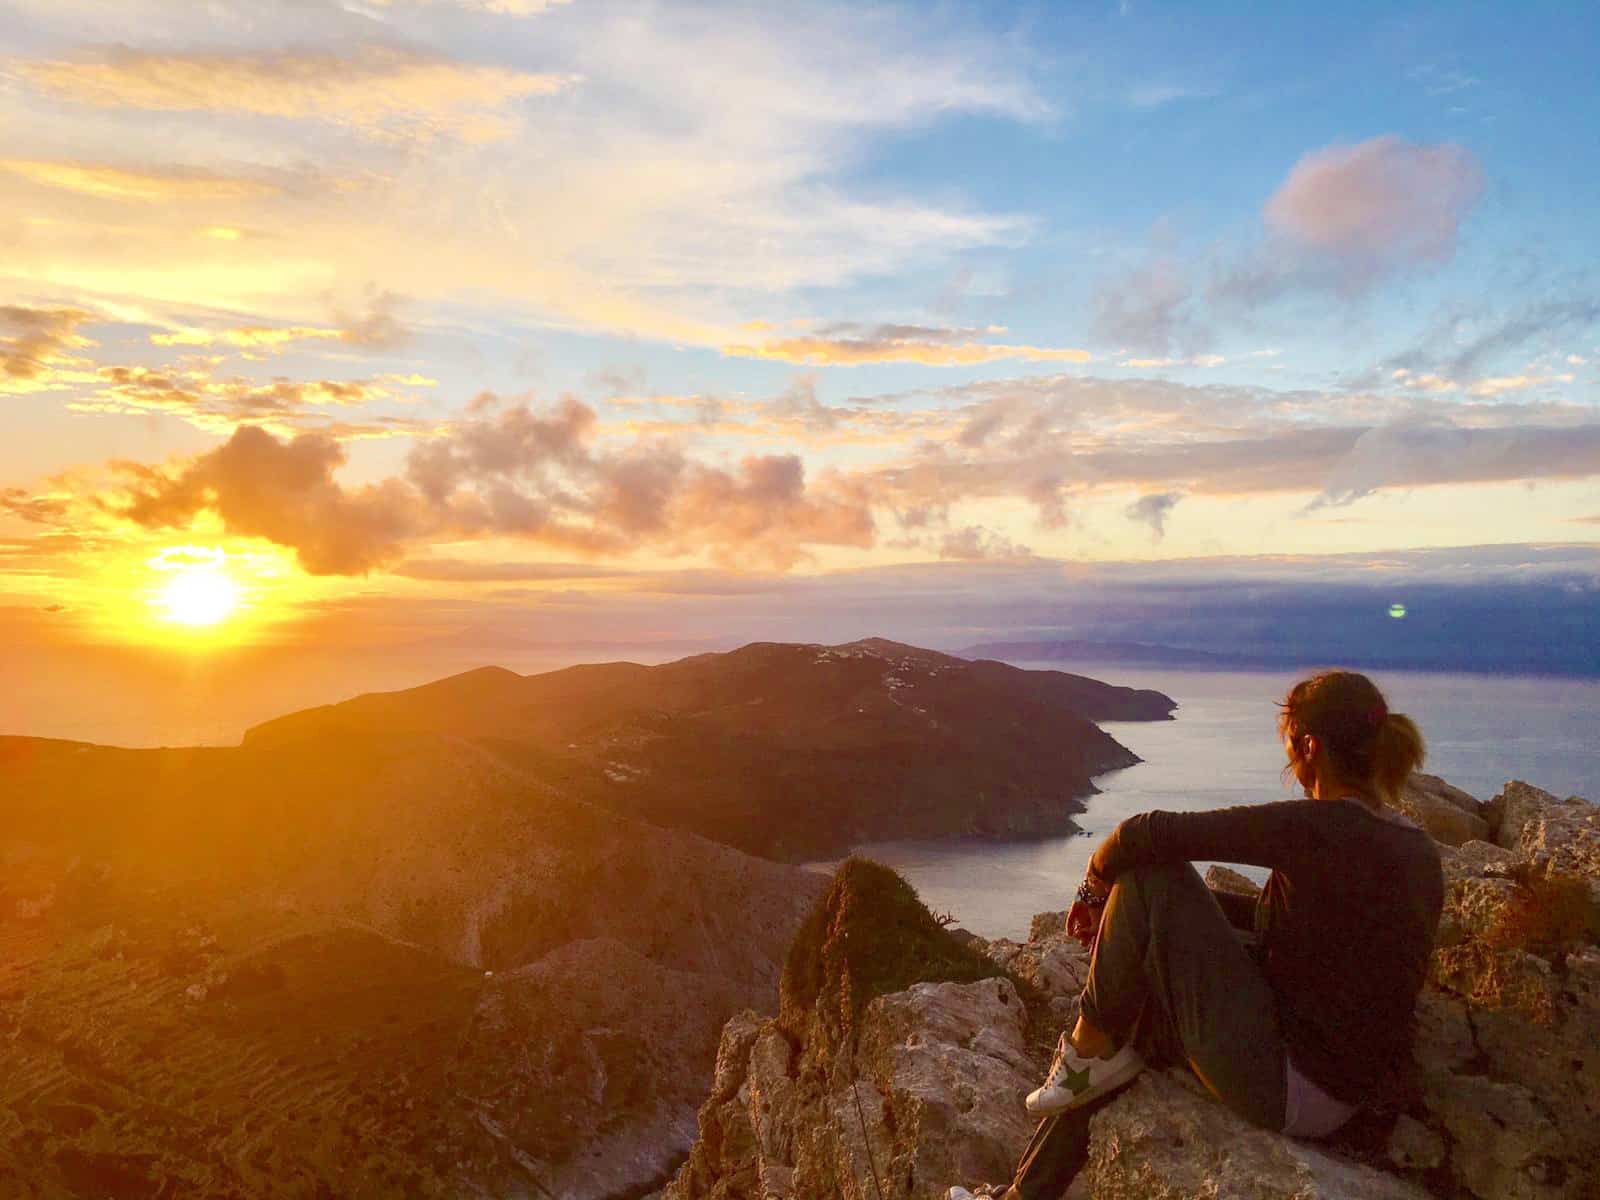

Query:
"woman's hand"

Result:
[[1067, 898, 1103, 948], [1067, 871, 1111, 948]]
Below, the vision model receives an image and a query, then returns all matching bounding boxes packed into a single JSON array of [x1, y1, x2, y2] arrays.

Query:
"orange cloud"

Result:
[[105, 400, 879, 574], [0, 306, 93, 385], [151, 326, 344, 349], [0, 159, 277, 202], [727, 327, 1091, 367], [20, 44, 575, 141]]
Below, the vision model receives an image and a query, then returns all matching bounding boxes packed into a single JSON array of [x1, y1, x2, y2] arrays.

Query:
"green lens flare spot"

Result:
[[1388, 603, 1407, 619]]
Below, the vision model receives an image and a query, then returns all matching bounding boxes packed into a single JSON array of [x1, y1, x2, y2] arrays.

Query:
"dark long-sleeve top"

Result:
[[1089, 797, 1444, 1106]]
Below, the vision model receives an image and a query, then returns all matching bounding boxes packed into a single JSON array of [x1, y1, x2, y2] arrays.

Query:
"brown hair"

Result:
[[1277, 670, 1425, 805]]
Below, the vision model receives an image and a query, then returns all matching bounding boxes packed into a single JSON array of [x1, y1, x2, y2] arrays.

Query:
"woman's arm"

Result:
[[1088, 800, 1317, 888]]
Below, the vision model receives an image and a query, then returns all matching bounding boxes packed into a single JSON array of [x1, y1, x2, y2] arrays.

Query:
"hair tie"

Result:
[[1369, 704, 1387, 727]]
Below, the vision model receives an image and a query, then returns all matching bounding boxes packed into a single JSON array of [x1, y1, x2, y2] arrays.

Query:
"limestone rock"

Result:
[[1203, 864, 1262, 898], [1085, 1072, 1430, 1200], [1387, 1115, 1445, 1171], [1029, 910, 1069, 942], [1492, 782, 1600, 878], [1398, 774, 1489, 846]]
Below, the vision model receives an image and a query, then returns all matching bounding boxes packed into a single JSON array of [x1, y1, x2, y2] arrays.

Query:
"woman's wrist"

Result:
[[1075, 876, 1109, 908]]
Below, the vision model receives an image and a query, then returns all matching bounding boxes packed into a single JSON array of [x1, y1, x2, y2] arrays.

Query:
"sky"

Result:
[[2, 0, 1599, 735]]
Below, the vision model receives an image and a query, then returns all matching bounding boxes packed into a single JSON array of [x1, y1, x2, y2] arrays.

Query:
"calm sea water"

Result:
[[848, 662, 1600, 941]]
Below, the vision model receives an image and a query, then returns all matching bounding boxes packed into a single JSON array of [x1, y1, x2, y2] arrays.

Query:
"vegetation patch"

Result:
[[780, 856, 1032, 1052]]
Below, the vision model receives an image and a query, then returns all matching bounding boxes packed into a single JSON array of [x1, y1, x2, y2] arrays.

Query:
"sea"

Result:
[[844, 662, 1600, 941], [8, 650, 1596, 944]]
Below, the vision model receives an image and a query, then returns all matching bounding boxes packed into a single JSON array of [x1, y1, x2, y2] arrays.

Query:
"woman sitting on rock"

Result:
[[949, 669, 1445, 1200]]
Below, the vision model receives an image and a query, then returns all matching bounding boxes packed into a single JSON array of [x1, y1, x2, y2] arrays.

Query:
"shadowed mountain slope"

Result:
[[243, 639, 1175, 860], [0, 731, 821, 1198]]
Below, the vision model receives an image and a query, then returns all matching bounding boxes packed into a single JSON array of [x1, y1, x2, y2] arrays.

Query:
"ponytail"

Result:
[[1372, 711, 1426, 806]]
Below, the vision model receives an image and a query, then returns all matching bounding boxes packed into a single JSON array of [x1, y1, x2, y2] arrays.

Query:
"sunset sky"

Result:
[[3, 1, 1599, 738]]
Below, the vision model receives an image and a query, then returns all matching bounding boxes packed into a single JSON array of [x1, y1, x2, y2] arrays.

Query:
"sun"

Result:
[[157, 564, 243, 627]]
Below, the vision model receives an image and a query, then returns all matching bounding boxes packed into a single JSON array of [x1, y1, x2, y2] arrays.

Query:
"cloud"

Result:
[[111, 426, 428, 574], [0, 159, 277, 202], [1125, 491, 1182, 537], [937, 525, 1033, 562], [370, 0, 573, 14], [76, 364, 428, 435], [392, 558, 628, 581], [1094, 137, 1486, 354], [724, 323, 1090, 366], [18, 43, 574, 141], [0, 306, 93, 382], [150, 293, 410, 355], [1262, 136, 1484, 287], [151, 326, 343, 349], [0, 9, 1048, 350], [1313, 418, 1600, 507], [1091, 256, 1202, 357], [107, 398, 878, 573]]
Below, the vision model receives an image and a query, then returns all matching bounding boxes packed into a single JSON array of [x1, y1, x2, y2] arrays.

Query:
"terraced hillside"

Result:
[[0, 733, 818, 1198]]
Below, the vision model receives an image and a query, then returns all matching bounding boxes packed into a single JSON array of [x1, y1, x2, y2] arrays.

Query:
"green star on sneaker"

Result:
[[1026, 1031, 1146, 1116]]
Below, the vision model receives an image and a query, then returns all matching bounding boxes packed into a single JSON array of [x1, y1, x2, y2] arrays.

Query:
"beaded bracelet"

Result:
[[1075, 879, 1107, 908]]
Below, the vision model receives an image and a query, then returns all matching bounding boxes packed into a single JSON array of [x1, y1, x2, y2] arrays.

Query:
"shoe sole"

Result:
[[1024, 1054, 1144, 1117]]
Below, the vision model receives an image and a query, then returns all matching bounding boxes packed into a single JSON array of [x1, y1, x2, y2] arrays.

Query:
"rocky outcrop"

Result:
[[1086, 1073, 1428, 1200], [667, 781, 1600, 1200]]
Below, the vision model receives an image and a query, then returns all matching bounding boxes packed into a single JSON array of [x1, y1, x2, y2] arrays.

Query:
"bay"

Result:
[[851, 663, 1600, 941]]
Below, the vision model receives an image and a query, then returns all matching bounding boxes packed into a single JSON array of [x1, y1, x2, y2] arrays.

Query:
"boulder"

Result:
[[1492, 782, 1600, 879], [1085, 1071, 1430, 1200], [1203, 864, 1262, 898], [1398, 774, 1490, 847]]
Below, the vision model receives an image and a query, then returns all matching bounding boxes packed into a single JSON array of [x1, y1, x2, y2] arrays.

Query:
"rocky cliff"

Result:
[[662, 778, 1600, 1200]]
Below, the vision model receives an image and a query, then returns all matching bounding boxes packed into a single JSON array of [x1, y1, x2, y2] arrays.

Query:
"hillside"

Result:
[[243, 638, 1175, 860], [0, 640, 1169, 1198], [0, 731, 822, 1198]]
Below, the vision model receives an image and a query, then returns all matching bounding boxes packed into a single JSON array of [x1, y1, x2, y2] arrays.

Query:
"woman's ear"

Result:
[[1302, 735, 1318, 761]]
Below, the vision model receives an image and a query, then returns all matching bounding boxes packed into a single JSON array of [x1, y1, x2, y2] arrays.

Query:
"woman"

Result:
[[948, 670, 1445, 1200]]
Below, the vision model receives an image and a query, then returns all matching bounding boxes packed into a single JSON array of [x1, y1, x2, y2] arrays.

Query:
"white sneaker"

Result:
[[946, 1186, 1008, 1199], [1025, 1031, 1145, 1116]]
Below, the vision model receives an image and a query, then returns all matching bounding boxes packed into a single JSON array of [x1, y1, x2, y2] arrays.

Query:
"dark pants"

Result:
[[1003, 863, 1288, 1199]]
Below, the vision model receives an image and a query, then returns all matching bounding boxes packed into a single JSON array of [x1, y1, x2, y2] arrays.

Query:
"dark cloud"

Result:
[[1125, 491, 1182, 537], [1386, 297, 1600, 382], [1312, 419, 1600, 508], [113, 426, 427, 574]]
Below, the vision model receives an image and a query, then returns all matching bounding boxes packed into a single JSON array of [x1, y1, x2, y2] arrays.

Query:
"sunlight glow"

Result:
[[147, 546, 245, 628], [158, 565, 242, 626]]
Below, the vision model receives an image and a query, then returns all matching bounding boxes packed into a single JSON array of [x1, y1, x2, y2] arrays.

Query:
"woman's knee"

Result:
[[1111, 861, 1207, 904]]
